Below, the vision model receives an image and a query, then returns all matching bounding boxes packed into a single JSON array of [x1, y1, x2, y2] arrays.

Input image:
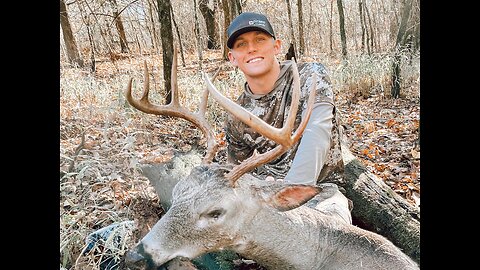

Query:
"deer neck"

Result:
[[231, 206, 417, 270], [231, 206, 333, 269]]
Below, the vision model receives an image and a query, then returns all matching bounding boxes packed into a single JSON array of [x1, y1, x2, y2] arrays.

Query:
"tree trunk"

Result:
[[199, 0, 220, 49], [285, 0, 296, 47], [390, 0, 413, 99], [329, 0, 334, 54], [147, 0, 159, 52], [193, 0, 203, 70], [358, 0, 365, 53], [364, 2, 375, 54], [336, 0, 347, 59], [60, 0, 84, 67], [297, 0, 305, 56], [362, 1, 371, 55], [157, 0, 175, 104], [341, 144, 420, 264], [110, 0, 130, 53], [76, 1, 97, 71], [371, 0, 381, 52], [285, 42, 297, 61], [221, 0, 242, 60], [170, 4, 186, 67]]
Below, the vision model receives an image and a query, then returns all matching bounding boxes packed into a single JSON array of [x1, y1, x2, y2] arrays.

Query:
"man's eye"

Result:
[[236, 42, 246, 48]]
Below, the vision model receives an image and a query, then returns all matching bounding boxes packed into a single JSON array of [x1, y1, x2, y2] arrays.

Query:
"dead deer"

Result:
[[123, 49, 419, 270]]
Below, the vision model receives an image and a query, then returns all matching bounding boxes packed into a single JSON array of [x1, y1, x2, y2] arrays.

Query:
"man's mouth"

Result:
[[247, 57, 263, 64]]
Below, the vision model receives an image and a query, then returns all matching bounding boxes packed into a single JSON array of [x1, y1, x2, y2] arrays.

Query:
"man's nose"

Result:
[[247, 42, 258, 53]]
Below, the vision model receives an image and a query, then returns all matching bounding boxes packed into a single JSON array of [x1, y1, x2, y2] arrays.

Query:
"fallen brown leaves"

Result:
[[336, 85, 420, 208]]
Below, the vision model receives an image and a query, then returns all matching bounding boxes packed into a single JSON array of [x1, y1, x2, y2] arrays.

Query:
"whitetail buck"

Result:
[[123, 50, 419, 270]]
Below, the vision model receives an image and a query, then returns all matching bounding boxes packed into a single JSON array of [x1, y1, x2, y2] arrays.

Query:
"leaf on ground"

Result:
[[410, 149, 420, 159]]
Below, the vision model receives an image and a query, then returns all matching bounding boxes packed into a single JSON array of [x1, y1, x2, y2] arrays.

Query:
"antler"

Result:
[[203, 61, 316, 186], [125, 48, 219, 164]]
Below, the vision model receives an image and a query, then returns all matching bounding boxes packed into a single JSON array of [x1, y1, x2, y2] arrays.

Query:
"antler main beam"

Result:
[[125, 48, 219, 164], [203, 61, 316, 186]]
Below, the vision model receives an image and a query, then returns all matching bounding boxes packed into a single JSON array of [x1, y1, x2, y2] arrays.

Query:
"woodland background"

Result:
[[60, 0, 420, 269]]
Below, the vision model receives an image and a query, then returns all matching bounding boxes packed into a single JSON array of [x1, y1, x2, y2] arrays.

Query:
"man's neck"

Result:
[[245, 61, 281, 95]]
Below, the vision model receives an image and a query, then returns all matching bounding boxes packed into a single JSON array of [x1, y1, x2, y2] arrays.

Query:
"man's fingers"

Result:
[[265, 176, 275, 182], [265, 176, 284, 182]]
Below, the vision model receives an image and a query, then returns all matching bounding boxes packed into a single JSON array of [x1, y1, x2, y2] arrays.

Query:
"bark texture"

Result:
[[341, 144, 420, 264]]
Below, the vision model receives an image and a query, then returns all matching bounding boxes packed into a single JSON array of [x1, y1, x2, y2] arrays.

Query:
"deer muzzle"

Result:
[[125, 242, 158, 270]]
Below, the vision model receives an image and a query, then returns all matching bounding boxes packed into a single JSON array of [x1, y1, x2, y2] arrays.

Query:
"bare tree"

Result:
[[391, 0, 413, 98], [329, 0, 334, 54], [76, 0, 98, 72], [359, 0, 366, 53], [60, 0, 84, 67], [336, 0, 347, 59], [193, 0, 203, 70], [285, 0, 296, 45], [297, 0, 305, 56], [221, 0, 242, 60], [359, 0, 373, 55], [199, 0, 220, 49], [405, 0, 420, 62], [109, 0, 130, 53], [364, 2, 375, 53], [170, 4, 186, 67], [157, 0, 175, 104], [147, 0, 160, 53]]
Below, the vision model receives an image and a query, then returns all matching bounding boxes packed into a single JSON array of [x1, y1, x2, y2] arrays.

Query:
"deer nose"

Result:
[[125, 246, 151, 269]]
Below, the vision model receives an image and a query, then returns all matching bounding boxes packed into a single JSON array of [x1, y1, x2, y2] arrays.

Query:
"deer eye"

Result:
[[206, 209, 225, 219]]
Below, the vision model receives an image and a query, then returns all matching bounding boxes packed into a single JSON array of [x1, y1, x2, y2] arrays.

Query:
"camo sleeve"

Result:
[[225, 112, 253, 165]]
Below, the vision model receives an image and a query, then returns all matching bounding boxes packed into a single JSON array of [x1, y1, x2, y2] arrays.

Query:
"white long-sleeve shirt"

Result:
[[284, 103, 333, 185]]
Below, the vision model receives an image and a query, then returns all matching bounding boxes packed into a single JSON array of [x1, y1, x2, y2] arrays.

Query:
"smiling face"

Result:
[[228, 31, 282, 87]]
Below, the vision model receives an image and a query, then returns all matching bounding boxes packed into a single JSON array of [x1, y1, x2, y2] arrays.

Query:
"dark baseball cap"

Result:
[[227, 12, 275, 49]]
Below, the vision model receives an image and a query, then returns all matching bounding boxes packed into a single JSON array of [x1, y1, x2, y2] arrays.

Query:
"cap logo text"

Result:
[[248, 20, 266, 27]]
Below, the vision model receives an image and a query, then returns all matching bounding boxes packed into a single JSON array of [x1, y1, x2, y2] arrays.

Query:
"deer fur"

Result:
[[125, 164, 418, 270]]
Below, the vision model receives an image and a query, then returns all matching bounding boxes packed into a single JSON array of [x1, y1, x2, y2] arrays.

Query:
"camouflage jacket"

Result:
[[225, 60, 344, 185]]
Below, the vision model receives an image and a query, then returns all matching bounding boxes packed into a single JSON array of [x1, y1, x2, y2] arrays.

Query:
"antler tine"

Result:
[[199, 67, 222, 117], [204, 61, 305, 148], [204, 63, 316, 186], [125, 46, 219, 164]]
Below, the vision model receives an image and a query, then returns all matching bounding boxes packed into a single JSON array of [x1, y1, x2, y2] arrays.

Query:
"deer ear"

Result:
[[266, 184, 322, 212]]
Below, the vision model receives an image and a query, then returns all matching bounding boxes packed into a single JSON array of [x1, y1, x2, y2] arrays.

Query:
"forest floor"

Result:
[[60, 50, 420, 270]]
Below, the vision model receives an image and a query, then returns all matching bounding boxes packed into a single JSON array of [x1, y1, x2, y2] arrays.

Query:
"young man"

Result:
[[225, 12, 347, 197], [186, 12, 352, 270], [165, 12, 352, 270]]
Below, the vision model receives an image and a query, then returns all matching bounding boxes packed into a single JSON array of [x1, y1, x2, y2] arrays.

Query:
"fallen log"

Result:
[[341, 144, 420, 264], [140, 146, 420, 265]]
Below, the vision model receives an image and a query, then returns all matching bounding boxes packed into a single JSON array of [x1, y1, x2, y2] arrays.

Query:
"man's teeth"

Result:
[[248, 58, 262, 63]]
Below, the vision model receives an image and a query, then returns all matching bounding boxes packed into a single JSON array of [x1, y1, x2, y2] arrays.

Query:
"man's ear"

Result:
[[273, 39, 282, 55], [228, 51, 238, 67]]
